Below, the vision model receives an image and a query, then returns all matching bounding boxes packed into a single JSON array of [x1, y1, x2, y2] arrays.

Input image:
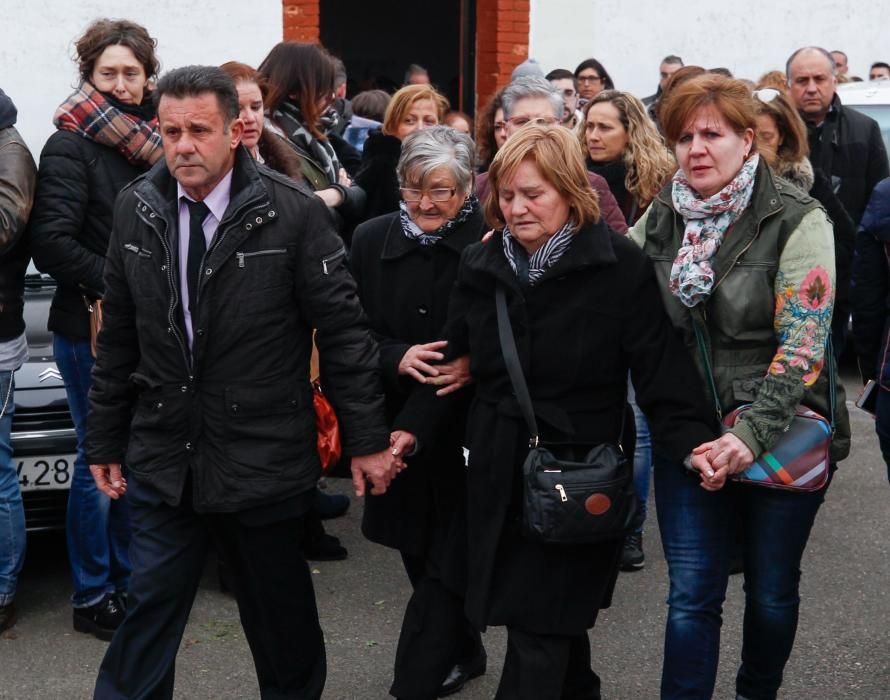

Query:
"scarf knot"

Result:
[[53, 82, 162, 167], [668, 154, 759, 307]]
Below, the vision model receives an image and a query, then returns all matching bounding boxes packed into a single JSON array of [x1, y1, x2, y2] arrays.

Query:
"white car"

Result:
[[837, 81, 890, 155]]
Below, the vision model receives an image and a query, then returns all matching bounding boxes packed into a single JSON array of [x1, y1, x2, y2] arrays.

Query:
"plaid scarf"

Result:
[[53, 82, 162, 167], [399, 193, 479, 246], [502, 220, 575, 286]]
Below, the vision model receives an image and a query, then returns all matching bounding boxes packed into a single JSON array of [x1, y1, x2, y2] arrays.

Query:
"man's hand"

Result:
[[90, 463, 127, 500], [426, 354, 472, 396], [351, 449, 399, 497], [398, 341, 448, 383]]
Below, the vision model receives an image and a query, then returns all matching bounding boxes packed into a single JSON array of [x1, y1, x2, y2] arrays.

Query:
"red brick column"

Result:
[[283, 0, 320, 42], [476, 0, 529, 112]]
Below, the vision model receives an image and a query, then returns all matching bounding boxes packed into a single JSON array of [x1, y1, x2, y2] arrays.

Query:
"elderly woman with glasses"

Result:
[[389, 124, 717, 699], [350, 126, 487, 699], [630, 74, 851, 699]]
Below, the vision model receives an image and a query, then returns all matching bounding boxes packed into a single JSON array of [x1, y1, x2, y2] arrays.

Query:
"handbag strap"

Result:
[[496, 285, 541, 446], [690, 310, 836, 430], [495, 285, 627, 448]]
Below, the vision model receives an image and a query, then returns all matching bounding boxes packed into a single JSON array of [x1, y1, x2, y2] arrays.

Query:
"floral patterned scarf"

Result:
[[669, 154, 759, 307]]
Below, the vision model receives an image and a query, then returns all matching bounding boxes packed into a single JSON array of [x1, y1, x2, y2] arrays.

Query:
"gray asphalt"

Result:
[[2, 375, 889, 699]]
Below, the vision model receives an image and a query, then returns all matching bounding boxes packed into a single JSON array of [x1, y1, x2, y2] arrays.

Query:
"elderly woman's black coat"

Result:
[[396, 221, 717, 635], [350, 206, 485, 558]]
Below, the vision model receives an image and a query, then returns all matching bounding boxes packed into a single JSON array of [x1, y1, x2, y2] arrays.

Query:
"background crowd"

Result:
[[1, 16, 889, 700]]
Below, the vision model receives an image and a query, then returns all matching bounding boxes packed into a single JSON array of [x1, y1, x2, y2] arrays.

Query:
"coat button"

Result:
[[770, 198, 777, 205], [231, 403, 239, 413], [161, 264, 167, 271], [196, 329, 205, 337], [181, 385, 187, 392], [246, 223, 253, 230], [255, 217, 263, 224], [156, 402, 163, 409], [185, 441, 192, 450], [268, 210, 276, 217], [205, 267, 212, 275], [417, 305, 428, 315]]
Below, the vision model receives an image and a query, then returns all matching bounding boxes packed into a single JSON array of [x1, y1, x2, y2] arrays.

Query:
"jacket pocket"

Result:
[[321, 246, 346, 275], [235, 248, 287, 268]]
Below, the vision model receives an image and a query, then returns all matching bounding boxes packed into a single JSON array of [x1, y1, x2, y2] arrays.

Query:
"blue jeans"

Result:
[[0, 371, 23, 607], [54, 335, 130, 607], [654, 455, 826, 700], [628, 382, 651, 534]]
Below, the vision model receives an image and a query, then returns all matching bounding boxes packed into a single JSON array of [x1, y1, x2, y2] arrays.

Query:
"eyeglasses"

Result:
[[400, 187, 456, 202], [507, 116, 559, 128], [753, 88, 781, 103], [493, 121, 507, 132], [577, 75, 603, 84]]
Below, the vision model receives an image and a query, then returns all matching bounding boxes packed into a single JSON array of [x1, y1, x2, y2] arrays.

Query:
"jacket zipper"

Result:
[[235, 248, 288, 268], [322, 247, 346, 275], [134, 193, 191, 373]]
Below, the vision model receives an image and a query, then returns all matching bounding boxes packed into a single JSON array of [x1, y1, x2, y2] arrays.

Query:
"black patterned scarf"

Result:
[[502, 221, 575, 286], [399, 193, 479, 246], [272, 101, 340, 184]]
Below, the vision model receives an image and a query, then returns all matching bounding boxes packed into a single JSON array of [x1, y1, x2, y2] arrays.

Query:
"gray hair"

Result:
[[397, 126, 475, 194], [501, 76, 564, 121], [786, 47, 837, 81]]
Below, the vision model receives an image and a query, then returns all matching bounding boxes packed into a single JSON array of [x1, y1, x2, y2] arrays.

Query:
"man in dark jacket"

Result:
[[787, 46, 890, 351], [0, 88, 35, 634], [86, 66, 397, 699]]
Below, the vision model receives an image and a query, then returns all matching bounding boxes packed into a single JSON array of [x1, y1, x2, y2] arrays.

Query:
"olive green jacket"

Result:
[[629, 160, 850, 462]]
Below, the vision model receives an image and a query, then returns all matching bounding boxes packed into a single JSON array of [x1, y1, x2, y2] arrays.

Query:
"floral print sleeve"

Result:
[[728, 209, 836, 456]]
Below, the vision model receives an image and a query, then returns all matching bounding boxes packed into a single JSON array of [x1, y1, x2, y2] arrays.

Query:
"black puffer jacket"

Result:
[[29, 130, 146, 339], [85, 147, 389, 512]]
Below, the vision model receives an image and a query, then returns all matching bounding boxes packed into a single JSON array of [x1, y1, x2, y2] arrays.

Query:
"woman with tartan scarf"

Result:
[[29, 18, 162, 642], [258, 42, 367, 243], [629, 74, 850, 700]]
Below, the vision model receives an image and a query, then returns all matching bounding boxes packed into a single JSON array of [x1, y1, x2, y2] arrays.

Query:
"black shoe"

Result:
[[316, 490, 350, 520], [303, 533, 348, 561], [73, 593, 125, 641], [438, 650, 487, 697], [0, 603, 16, 633], [620, 532, 645, 571]]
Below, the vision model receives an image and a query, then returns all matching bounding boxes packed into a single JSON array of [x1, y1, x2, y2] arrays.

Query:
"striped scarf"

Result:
[[53, 82, 162, 167], [272, 102, 340, 184], [399, 193, 479, 246], [502, 221, 575, 286]]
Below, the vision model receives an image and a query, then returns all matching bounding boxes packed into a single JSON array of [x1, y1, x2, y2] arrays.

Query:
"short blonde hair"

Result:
[[485, 124, 600, 230], [382, 84, 450, 137]]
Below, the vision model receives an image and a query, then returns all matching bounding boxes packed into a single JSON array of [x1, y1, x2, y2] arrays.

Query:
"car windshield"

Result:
[[846, 104, 890, 156]]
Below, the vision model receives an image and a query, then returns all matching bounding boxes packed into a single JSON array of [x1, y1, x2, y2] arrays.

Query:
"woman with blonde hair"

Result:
[[580, 89, 675, 224], [391, 124, 716, 698], [355, 83, 450, 219]]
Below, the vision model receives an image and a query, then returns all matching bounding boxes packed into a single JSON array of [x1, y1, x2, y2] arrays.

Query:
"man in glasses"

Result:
[[787, 46, 889, 353], [473, 76, 628, 234], [643, 54, 684, 109], [545, 68, 582, 128]]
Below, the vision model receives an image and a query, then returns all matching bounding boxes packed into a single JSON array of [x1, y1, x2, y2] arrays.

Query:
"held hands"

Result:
[[351, 433, 415, 497], [688, 433, 756, 491], [398, 342, 473, 395], [90, 463, 127, 500]]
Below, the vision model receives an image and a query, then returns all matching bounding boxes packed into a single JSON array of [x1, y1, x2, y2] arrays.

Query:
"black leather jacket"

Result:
[[85, 147, 389, 511]]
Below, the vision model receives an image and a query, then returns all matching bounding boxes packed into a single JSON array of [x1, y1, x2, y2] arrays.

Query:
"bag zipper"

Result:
[[555, 484, 568, 502]]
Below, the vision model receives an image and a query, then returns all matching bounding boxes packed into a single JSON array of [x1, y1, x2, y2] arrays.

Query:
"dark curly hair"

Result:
[[74, 18, 160, 84]]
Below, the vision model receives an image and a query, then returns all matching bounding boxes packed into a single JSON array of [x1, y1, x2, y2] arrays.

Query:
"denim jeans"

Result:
[[873, 386, 890, 483], [54, 335, 130, 607], [654, 455, 826, 700], [0, 371, 23, 606], [628, 384, 652, 534]]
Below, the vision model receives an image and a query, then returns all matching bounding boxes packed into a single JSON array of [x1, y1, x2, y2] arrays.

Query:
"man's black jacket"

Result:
[[86, 147, 389, 512]]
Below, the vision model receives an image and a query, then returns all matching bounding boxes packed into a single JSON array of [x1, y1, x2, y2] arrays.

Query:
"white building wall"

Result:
[[1, 0, 283, 156], [530, 0, 890, 101]]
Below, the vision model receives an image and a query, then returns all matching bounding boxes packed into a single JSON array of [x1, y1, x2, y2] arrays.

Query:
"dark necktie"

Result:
[[185, 199, 209, 312]]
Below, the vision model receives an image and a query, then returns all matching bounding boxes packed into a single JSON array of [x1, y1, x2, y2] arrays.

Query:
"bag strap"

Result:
[[495, 285, 627, 449], [690, 310, 836, 430], [495, 285, 541, 446]]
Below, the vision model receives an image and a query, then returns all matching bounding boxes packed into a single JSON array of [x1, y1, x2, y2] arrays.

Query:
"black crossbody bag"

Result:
[[496, 286, 636, 544]]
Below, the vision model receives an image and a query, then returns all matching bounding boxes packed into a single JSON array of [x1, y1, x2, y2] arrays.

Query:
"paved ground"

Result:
[[2, 375, 890, 699]]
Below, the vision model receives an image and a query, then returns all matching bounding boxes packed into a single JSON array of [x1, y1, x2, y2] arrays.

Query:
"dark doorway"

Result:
[[320, 0, 475, 114]]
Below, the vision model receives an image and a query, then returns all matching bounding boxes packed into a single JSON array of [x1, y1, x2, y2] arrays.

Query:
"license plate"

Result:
[[17, 455, 76, 492]]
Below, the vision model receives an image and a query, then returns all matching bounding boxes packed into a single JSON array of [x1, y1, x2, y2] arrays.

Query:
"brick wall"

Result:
[[283, 0, 320, 42], [475, 0, 529, 112]]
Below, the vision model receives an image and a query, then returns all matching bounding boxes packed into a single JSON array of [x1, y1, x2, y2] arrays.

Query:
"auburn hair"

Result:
[[382, 84, 449, 137]]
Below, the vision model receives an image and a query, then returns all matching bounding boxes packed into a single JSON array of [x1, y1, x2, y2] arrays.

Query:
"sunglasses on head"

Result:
[[753, 88, 781, 104]]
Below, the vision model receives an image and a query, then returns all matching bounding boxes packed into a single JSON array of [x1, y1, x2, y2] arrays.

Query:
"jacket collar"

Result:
[[466, 219, 618, 291], [380, 207, 486, 260]]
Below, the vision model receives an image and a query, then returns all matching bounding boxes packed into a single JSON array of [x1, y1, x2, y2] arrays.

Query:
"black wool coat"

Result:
[[350, 207, 485, 557], [396, 221, 717, 635], [354, 130, 402, 220]]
